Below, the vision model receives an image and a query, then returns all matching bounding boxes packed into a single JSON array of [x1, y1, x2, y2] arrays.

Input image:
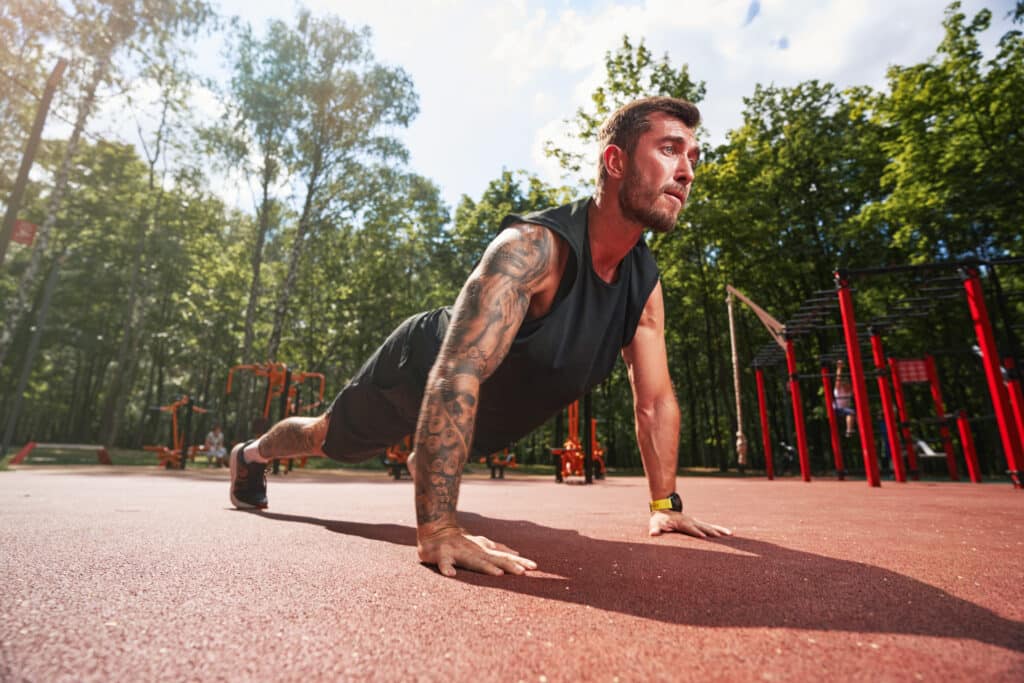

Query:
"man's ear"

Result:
[[602, 144, 627, 180]]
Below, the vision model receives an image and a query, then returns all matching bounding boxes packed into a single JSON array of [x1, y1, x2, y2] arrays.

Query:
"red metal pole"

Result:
[[924, 355, 958, 481], [784, 337, 812, 482], [1002, 357, 1024, 463], [870, 332, 906, 483], [962, 266, 1022, 488], [834, 271, 881, 487], [820, 366, 846, 480], [956, 410, 982, 483], [755, 367, 774, 481], [10, 441, 37, 465], [888, 359, 920, 480]]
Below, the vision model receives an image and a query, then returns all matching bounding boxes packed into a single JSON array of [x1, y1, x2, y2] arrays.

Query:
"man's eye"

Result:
[[662, 146, 676, 154]]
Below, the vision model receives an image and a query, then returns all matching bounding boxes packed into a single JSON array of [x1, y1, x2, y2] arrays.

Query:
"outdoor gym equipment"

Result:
[[143, 395, 208, 469], [10, 442, 111, 465], [484, 448, 517, 479], [739, 258, 1021, 487], [836, 262, 1023, 488], [727, 285, 787, 472], [550, 399, 606, 482], [383, 436, 411, 480], [226, 363, 325, 473]]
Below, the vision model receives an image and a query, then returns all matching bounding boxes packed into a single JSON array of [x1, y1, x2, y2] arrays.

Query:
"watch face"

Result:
[[669, 492, 682, 512]]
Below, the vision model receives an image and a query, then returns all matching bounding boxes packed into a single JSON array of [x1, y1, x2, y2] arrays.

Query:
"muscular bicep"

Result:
[[621, 281, 674, 407], [435, 223, 560, 383]]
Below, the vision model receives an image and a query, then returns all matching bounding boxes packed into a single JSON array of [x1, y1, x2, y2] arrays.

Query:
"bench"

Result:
[[10, 442, 112, 465]]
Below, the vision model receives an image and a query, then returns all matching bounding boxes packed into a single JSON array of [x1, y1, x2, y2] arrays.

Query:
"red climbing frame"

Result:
[[784, 337, 811, 482], [834, 272, 882, 487], [755, 367, 774, 480], [962, 266, 1022, 488], [820, 366, 846, 480], [870, 333, 906, 483]]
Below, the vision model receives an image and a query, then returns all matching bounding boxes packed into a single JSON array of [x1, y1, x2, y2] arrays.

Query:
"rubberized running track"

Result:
[[2, 466, 1022, 681]]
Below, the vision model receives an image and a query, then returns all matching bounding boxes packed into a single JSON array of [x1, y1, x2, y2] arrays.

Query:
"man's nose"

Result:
[[676, 158, 695, 184]]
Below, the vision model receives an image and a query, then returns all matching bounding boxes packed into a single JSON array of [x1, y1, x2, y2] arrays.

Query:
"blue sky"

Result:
[[89, 0, 1021, 215]]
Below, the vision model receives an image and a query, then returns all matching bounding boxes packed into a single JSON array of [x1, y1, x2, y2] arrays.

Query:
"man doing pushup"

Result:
[[229, 96, 732, 577]]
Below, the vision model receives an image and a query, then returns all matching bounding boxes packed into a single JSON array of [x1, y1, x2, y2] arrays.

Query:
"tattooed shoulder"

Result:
[[479, 223, 558, 289]]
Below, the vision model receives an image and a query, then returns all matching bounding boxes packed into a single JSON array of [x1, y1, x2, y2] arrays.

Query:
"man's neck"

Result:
[[588, 193, 645, 284]]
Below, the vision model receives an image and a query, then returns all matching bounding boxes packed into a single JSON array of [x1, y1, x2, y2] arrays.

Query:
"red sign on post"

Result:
[[894, 358, 929, 384], [12, 219, 37, 246]]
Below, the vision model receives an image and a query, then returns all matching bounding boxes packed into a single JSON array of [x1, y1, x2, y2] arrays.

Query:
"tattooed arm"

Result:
[[414, 223, 562, 577]]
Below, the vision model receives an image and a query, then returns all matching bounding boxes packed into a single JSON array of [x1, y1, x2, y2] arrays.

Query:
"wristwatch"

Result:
[[649, 492, 683, 513]]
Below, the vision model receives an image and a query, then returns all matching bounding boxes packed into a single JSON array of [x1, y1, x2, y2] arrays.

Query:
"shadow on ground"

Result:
[[258, 510, 1024, 653]]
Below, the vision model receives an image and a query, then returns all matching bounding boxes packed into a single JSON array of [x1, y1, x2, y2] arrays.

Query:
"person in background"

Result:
[[834, 360, 856, 438], [205, 424, 227, 467]]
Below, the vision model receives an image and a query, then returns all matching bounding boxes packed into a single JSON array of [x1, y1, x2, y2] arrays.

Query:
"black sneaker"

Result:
[[229, 441, 268, 509]]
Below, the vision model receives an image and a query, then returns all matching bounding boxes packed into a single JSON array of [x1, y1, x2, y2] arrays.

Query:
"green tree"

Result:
[[0, 137, 248, 449], [265, 10, 418, 361], [98, 39, 211, 445], [868, 2, 1024, 260], [0, 0, 213, 374], [292, 166, 452, 383], [213, 15, 306, 362], [0, 0, 62, 184]]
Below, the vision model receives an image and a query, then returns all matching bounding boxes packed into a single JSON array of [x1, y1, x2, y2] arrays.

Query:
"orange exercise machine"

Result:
[[226, 363, 325, 473], [551, 399, 606, 482], [143, 395, 209, 469], [383, 435, 412, 480]]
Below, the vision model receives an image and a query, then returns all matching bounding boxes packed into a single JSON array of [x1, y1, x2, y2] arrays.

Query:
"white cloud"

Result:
[[66, 0, 1017, 215]]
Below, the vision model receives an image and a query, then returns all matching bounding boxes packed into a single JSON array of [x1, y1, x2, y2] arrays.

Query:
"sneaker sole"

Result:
[[229, 441, 268, 510]]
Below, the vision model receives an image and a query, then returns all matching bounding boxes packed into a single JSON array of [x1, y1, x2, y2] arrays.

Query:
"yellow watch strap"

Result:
[[649, 497, 674, 512]]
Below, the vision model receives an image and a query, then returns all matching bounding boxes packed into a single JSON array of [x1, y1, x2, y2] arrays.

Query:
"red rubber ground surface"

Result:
[[1, 466, 1022, 682]]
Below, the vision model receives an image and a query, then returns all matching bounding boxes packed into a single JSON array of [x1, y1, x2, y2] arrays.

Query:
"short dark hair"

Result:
[[596, 97, 701, 186]]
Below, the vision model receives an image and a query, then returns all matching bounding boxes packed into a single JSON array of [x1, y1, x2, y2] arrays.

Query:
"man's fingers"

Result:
[[467, 534, 521, 556], [437, 555, 457, 578], [683, 522, 707, 539], [428, 539, 538, 578], [480, 549, 536, 575], [489, 540, 519, 555], [454, 549, 511, 576], [650, 513, 733, 539], [692, 519, 733, 537]]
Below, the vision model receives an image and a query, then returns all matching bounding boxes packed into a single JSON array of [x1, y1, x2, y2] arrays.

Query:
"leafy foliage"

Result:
[[1, 3, 1020, 481]]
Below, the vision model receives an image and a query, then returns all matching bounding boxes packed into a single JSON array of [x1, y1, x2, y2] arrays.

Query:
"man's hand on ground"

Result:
[[417, 527, 538, 578], [648, 510, 733, 539]]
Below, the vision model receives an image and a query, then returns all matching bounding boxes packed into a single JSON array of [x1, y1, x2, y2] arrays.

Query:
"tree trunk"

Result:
[[99, 92, 172, 446], [137, 347, 159, 447], [65, 349, 85, 441], [0, 50, 114, 371], [98, 225, 146, 444], [266, 162, 321, 361], [241, 170, 274, 361]]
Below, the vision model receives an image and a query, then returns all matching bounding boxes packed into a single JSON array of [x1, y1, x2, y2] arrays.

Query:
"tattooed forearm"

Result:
[[414, 225, 557, 531]]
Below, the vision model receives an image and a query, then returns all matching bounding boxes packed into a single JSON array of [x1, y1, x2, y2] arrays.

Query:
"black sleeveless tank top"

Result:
[[401, 198, 660, 454]]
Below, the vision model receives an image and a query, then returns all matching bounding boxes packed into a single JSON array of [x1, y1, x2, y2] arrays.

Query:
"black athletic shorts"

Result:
[[321, 309, 448, 462]]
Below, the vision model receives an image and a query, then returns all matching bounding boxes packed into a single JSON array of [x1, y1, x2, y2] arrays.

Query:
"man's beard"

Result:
[[618, 165, 682, 234]]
